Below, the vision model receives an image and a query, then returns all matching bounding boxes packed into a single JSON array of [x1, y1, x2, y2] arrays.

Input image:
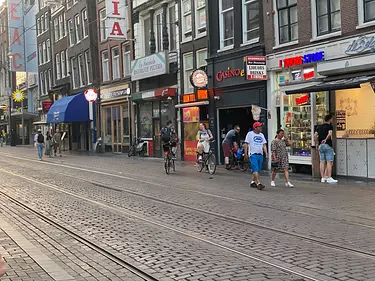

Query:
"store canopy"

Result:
[[285, 75, 375, 95], [46, 93, 89, 124]]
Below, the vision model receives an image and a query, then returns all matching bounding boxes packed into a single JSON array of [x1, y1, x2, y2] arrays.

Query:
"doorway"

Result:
[[111, 106, 122, 153]]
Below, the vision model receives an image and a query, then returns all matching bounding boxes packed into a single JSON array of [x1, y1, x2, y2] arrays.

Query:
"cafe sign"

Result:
[[215, 67, 244, 82], [345, 35, 375, 55], [131, 51, 168, 81]]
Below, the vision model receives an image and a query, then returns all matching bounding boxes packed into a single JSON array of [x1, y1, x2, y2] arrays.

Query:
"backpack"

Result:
[[161, 126, 172, 142], [37, 133, 44, 143]]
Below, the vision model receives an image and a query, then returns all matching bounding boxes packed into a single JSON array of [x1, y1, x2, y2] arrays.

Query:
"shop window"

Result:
[[277, 0, 298, 44], [123, 106, 130, 144], [364, 0, 375, 22], [316, 0, 341, 36], [105, 107, 112, 147], [139, 102, 153, 138], [182, 0, 192, 40], [243, 0, 260, 44], [219, 0, 234, 49], [183, 53, 194, 94], [161, 101, 171, 127], [195, 0, 206, 37]]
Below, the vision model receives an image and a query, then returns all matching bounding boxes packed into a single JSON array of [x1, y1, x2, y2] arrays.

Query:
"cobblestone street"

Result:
[[1, 147, 375, 281]]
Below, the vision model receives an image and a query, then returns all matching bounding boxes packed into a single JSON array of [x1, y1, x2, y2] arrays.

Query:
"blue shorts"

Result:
[[250, 154, 263, 173], [319, 144, 334, 162]]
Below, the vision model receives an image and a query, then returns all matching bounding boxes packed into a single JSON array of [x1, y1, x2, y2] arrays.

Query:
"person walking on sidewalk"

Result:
[[271, 129, 294, 187], [315, 114, 338, 184], [53, 129, 62, 157], [34, 129, 44, 161], [244, 122, 268, 190], [45, 131, 52, 157]]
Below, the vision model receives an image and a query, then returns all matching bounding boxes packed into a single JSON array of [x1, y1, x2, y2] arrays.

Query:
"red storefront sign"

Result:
[[184, 140, 198, 162]]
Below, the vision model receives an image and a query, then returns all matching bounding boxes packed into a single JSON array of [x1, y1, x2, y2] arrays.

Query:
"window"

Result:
[[61, 51, 66, 77], [48, 69, 52, 89], [66, 50, 70, 76], [40, 72, 45, 95], [41, 15, 45, 32], [196, 49, 207, 68], [42, 42, 47, 63], [182, 0, 192, 39], [195, 0, 206, 36], [364, 0, 375, 22], [82, 9, 88, 38], [316, 0, 341, 35], [100, 8, 107, 41], [219, 0, 234, 48], [71, 57, 76, 88], [156, 13, 162, 52], [75, 14, 81, 42], [242, 0, 260, 43], [183, 53, 194, 93], [85, 51, 91, 84], [68, 19, 75, 46], [122, 44, 131, 77], [56, 54, 61, 80], [112, 47, 120, 80], [67, 0, 72, 9], [54, 18, 59, 42], [38, 44, 42, 65], [102, 51, 109, 82], [277, 0, 297, 44], [37, 18, 41, 35], [44, 13, 48, 31], [59, 15, 64, 39], [63, 13, 67, 37], [44, 71, 48, 94], [78, 54, 84, 86], [143, 17, 151, 56], [46, 40, 51, 61], [169, 6, 176, 50]]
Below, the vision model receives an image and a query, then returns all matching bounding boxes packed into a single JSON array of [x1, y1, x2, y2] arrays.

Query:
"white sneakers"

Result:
[[270, 181, 294, 187], [321, 177, 338, 183]]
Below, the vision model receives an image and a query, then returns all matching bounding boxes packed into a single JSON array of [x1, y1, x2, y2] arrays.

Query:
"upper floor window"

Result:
[[364, 0, 375, 22], [156, 13, 163, 52], [82, 9, 88, 38], [75, 14, 82, 42], [219, 0, 234, 48], [143, 17, 151, 56], [37, 18, 41, 36], [196, 48, 207, 68], [54, 18, 59, 42], [78, 54, 84, 86], [68, 19, 75, 46], [102, 51, 109, 82], [169, 6, 177, 50], [56, 54, 61, 80], [277, 0, 297, 44], [112, 47, 120, 80], [100, 8, 107, 41], [195, 0, 206, 36], [41, 15, 45, 31], [182, 0, 192, 40], [183, 53, 194, 93], [44, 13, 49, 31], [59, 15, 65, 39], [122, 44, 131, 77], [46, 40, 51, 61], [316, 0, 341, 36], [243, 0, 260, 43], [85, 51, 91, 84]]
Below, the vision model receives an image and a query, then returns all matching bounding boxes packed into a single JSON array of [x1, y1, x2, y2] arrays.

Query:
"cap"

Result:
[[37, 129, 42, 132], [253, 122, 262, 129]]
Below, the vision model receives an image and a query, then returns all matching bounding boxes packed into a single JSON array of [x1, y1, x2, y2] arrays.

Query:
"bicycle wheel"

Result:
[[139, 148, 145, 157], [164, 158, 170, 174], [239, 160, 249, 172], [207, 154, 217, 175], [128, 145, 134, 157]]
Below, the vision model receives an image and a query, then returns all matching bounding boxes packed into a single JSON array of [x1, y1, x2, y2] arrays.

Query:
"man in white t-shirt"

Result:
[[244, 122, 268, 190]]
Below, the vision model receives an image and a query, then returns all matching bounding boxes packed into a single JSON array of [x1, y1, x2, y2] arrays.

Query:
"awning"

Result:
[[285, 75, 375, 95], [278, 80, 322, 94], [175, 101, 209, 108], [46, 93, 89, 123]]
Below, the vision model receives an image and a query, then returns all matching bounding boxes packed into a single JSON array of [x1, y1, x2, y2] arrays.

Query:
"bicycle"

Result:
[[225, 146, 249, 172], [163, 142, 175, 174], [196, 140, 216, 175], [128, 137, 146, 157]]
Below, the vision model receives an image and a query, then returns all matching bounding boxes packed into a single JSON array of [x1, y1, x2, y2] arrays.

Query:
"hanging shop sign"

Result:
[[279, 51, 325, 68], [12, 89, 24, 102], [131, 51, 168, 81], [84, 89, 98, 102], [245, 56, 267, 80], [42, 101, 52, 112], [345, 35, 375, 55], [215, 67, 244, 82], [295, 94, 310, 105], [190, 69, 208, 88], [183, 107, 199, 123], [106, 0, 128, 39]]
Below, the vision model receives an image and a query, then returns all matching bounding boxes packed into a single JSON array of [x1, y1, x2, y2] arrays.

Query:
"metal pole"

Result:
[[22, 7, 27, 145]]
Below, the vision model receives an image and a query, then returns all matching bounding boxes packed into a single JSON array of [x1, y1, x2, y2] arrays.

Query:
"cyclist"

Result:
[[197, 123, 213, 161], [222, 125, 240, 168], [161, 120, 178, 159]]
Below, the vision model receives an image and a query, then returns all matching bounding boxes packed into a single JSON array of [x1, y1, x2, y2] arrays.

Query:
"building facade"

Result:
[[207, 0, 267, 164], [97, 0, 133, 154], [264, 0, 375, 178], [131, 0, 179, 158]]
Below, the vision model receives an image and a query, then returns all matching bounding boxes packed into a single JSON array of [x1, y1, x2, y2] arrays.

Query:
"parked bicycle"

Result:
[[128, 137, 147, 157], [196, 140, 216, 175], [163, 142, 175, 174], [225, 144, 249, 172]]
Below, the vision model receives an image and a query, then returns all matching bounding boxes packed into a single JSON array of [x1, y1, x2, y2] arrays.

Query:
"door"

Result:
[[153, 119, 161, 157], [112, 106, 122, 153]]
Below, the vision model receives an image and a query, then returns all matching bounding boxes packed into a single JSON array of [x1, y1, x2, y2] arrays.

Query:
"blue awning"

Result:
[[46, 93, 90, 123]]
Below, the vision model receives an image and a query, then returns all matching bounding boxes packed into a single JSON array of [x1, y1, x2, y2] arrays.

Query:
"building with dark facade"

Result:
[[97, 0, 133, 154], [264, 0, 375, 178], [206, 0, 267, 164], [131, 0, 179, 158]]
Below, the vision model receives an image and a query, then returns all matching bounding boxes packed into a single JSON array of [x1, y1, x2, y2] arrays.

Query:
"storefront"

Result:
[[208, 54, 268, 164], [100, 85, 131, 153], [268, 32, 375, 178], [131, 88, 177, 158]]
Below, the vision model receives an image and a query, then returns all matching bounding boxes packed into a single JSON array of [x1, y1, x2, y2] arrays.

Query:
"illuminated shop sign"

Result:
[[215, 67, 244, 82], [295, 94, 310, 105], [279, 51, 325, 68]]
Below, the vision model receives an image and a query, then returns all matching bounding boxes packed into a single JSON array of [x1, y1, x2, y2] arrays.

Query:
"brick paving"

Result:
[[1, 147, 375, 280]]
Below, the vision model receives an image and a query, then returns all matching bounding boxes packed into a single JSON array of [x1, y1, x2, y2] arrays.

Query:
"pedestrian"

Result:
[[270, 129, 294, 187], [0, 128, 5, 147], [53, 128, 62, 157], [315, 114, 338, 183], [34, 129, 44, 160], [222, 125, 240, 169], [45, 131, 52, 157], [0, 253, 5, 277], [244, 122, 268, 190]]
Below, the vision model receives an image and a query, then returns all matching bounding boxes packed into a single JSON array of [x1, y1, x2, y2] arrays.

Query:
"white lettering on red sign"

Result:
[[106, 0, 128, 39]]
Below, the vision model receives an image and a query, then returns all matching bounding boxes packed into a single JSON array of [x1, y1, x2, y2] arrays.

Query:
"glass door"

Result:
[[112, 106, 122, 153]]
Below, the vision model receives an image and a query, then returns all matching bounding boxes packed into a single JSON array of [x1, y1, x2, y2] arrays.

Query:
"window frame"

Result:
[[122, 44, 131, 77], [55, 53, 61, 80], [102, 51, 109, 82], [61, 51, 66, 78], [358, 0, 375, 27], [66, 50, 70, 76], [196, 48, 207, 68], [59, 14, 64, 39], [48, 69, 52, 90], [85, 51, 91, 85], [40, 72, 45, 96], [77, 54, 84, 87], [71, 57, 76, 89], [75, 14, 82, 43], [42, 41, 47, 63], [169, 5, 177, 50], [219, 0, 234, 49], [316, 0, 341, 36], [112, 47, 120, 80], [155, 12, 163, 52], [195, 0, 207, 38], [67, 19, 75, 46], [38, 44, 43, 65], [54, 18, 59, 42], [276, 0, 297, 44], [44, 70, 48, 94], [181, 0, 192, 41], [142, 16, 151, 56], [183, 52, 194, 94], [46, 39, 51, 62], [100, 8, 107, 42]]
